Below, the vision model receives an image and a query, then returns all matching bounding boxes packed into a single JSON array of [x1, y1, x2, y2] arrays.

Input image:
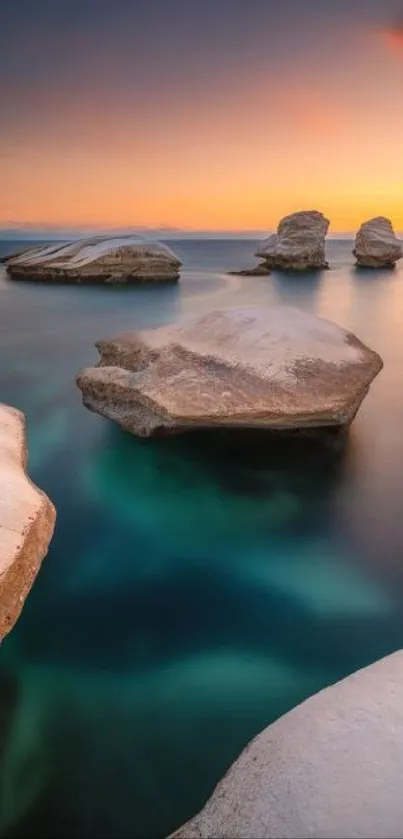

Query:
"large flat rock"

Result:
[[171, 652, 403, 838], [76, 306, 382, 437], [0, 405, 55, 638], [256, 210, 329, 271], [2, 235, 182, 283]]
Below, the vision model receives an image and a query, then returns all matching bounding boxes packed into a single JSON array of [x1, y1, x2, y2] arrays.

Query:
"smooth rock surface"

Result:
[[256, 210, 329, 271], [76, 306, 382, 438], [353, 217, 402, 268], [171, 651, 403, 839], [2, 235, 182, 283], [0, 405, 55, 638]]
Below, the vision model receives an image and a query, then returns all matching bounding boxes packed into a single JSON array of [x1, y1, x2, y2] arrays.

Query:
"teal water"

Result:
[[0, 239, 403, 837]]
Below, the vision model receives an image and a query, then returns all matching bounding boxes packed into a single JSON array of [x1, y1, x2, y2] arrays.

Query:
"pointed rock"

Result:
[[353, 217, 402, 268], [256, 210, 329, 271]]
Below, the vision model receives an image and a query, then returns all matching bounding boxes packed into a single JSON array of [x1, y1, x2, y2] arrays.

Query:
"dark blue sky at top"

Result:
[[2, 0, 403, 234], [1, 0, 402, 109]]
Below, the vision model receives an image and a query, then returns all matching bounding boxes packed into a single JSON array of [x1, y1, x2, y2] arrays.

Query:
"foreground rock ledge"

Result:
[[256, 210, 330, 271], [2, 235, 182, 284], [171, 651, 403, 839], [0, 405, 55, 638], [76, 306, 382, 438], [353, 217, 403, 268]]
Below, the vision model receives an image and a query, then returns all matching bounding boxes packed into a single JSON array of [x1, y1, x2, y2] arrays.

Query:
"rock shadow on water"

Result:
[[270, 269, 324, 308], [6, 421, 373, 678], [135, 422, 351, 498], [353, 264, 398, 277]]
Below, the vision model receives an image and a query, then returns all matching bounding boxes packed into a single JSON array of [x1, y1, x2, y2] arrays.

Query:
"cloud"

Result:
[[266, 86, 349, 139], [378, 23, 403, 57]]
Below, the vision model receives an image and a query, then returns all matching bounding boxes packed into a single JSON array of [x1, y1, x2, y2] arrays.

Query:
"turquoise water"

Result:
[[0, 239, 403, 837]]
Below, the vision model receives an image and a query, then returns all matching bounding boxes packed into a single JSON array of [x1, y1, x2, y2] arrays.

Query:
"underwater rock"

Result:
[[256, 210, 329, 271], [0, 404, 55, 638], [76, 306, 382, 438], [171, 651, 403, 839], [2, 235, 182, 284], [353, 217, 402, 268]]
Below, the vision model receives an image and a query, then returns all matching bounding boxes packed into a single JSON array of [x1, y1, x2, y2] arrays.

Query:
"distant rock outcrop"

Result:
[[0, 405, 55, 638], [256, 210, 329, 271], [227, 263, 270, 276], [76, 306, 382, 438], [353, 217, 402, 268], [2, 235, 182, 283]]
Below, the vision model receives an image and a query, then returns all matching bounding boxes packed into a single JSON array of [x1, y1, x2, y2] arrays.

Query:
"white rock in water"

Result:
[[76, 306, 382, 438], [171, 651, 403, 839], [353, 217, 403, 268], [256, 210, 329, 271], [2, 235, 182, 283], [0, 405, 55, 638]]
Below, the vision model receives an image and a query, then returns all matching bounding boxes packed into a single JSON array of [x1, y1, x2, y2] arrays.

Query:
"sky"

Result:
[[1, 0, 403, 234]]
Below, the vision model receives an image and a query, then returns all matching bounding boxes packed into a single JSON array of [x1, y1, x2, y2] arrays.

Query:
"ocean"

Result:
[[0, 238, 402, 837]]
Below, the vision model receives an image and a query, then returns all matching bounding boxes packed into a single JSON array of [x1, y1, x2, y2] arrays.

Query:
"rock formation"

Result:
[[256, 210, 329, 271], [76, 306, 382, 438], [171, 651, 403, 839], [2, 235, 182, 283], [227, 264, 270, 276], [0, 405, 55, 638], [353, 217, 402, 268]]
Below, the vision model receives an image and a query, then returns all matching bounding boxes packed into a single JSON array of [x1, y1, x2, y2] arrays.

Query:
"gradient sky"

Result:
[[2, 0, 403, 232]]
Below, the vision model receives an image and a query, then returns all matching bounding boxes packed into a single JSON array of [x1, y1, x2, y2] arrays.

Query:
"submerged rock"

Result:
[[76, 306, 382, 438], [353, 217, 402, 268], [2, 235, 182, 284], [171, 651, 403, 839], [256, 210, 329, 271], [0, 405, 55, 638], [227, 264, 270, 276]]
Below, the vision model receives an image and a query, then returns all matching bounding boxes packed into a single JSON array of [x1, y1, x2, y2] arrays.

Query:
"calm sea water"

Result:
[[0, 238, 403, 837]]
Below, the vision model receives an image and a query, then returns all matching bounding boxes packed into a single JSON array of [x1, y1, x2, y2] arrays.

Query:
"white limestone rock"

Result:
[[3, 235, 182, 283], [0, 405, 55, 638], [76, 306, 382, 438], [256, 210, 329, 271], [353, 217, 402, 268], [171, 651, 403, 839]]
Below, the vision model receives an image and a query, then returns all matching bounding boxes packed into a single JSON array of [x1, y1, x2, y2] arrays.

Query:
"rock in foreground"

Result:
[[3, 235, 182, 283], [171, 652, 403, 839], [76, 306, 382, 438], [353, 217, 402, 268], [256, 210, 329, 271], [0, 405, 55, 638]]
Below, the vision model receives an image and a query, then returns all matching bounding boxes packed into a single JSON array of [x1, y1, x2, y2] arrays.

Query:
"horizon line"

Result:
[[0, 225, 371, 241]]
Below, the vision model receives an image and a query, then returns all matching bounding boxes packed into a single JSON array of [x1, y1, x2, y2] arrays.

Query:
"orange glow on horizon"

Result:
[[2, 24, 403, 234]]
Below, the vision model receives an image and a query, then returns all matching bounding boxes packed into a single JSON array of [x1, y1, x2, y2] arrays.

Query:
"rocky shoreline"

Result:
[[0, 405, 55, 639]]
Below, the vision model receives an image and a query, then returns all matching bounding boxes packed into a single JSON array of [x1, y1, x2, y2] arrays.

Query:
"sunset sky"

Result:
[[2, 0, 403, 233]]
